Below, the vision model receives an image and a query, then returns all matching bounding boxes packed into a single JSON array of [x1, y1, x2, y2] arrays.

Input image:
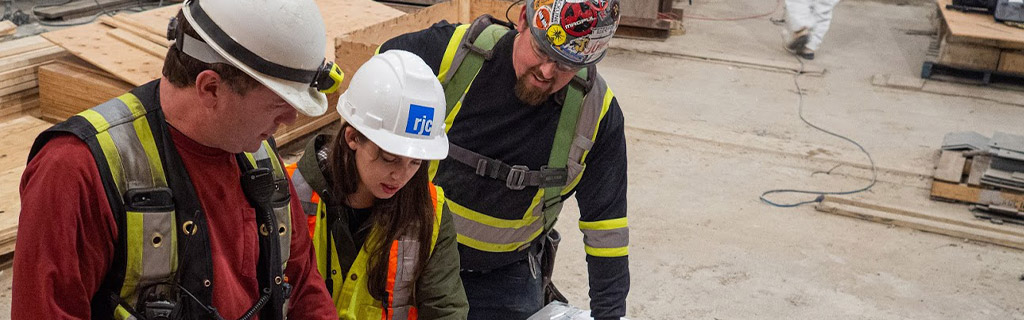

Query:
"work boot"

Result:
[[799, 48, 815, 60], [786, 28, 810, 54]]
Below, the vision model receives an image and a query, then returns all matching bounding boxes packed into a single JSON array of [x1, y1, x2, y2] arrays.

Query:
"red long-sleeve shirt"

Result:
[[12, 127, 336, 319]]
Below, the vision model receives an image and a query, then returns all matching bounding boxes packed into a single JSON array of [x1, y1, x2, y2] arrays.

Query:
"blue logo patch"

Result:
[[404, 104, 434, 136]]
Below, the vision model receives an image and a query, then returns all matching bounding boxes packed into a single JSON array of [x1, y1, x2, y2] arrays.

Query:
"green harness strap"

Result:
[[443, 23, 509, 115], [541, 69, 587, 231], [443, 19, 592, 233]]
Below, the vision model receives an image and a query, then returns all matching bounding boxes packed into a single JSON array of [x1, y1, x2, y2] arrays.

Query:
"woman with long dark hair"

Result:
[[286, 50, 468, 319]]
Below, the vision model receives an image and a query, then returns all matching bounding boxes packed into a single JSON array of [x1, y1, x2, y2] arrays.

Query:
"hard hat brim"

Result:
[[359, 125, 450, 161], [182, 4, 328, 117]]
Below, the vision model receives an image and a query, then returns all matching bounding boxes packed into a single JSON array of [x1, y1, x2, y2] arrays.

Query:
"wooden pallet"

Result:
[[931, 150, 1024, 215]]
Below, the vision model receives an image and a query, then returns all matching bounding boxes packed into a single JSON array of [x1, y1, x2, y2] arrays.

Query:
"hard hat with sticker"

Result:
[[534, 6, 552, 30], [546, 25, 566, 46], [524, 0, 620, 68]]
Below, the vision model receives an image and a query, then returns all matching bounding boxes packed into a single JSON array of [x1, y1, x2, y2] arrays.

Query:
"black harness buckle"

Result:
[[506, 165, 529, 190]]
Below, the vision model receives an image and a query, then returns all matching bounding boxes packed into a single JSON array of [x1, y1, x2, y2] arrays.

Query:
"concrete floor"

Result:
[[548, 0, 1024, 319], [3, 0, 1024, 318]]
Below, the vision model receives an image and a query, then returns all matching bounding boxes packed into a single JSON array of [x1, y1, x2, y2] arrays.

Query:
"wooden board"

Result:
[[0, 36, 54, 60], [317, 0, 405, 61], [0, 166, 24, 256], [108, 29, 166, 58], [0, 116, 52, 255], [931, 180, 1024, 212], [817, 197, 1024, 251], [0, 71, 36, 89], [0, 21, 16, 37], [0, 45, 68, 74], [938, 0, 1024, 50], [98, 15, 172, 47], [998, 50, 1024, 75], [41, 23, 163, 86], [934, 150, 967, 183], [38, 60, 133, 122], [0, 80, 36, 97], [937, 36, 1002, 70]]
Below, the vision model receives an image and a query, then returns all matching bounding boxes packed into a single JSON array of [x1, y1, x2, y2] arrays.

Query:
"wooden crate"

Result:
[[335, 0, 521, 109], [998, 50, 1024, 75]]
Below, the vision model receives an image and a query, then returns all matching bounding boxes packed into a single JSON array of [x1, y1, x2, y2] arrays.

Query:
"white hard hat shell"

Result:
[[182, 0, 330, 117], [338, 50, 449, 160]]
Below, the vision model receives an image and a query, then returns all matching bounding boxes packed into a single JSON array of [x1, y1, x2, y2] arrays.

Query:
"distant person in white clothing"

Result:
[[785, 0, 842, 60]]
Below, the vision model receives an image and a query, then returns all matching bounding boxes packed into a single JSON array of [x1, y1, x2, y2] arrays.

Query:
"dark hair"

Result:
[[326, 122, 435, 303], [162, 10, 260, 94]]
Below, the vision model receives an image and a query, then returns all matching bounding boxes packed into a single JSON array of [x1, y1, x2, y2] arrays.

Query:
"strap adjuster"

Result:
[[538, 166, 568, 188], [506, 165, 529, 190]]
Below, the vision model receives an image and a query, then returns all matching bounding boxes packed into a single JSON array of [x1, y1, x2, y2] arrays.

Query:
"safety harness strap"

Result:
[[447, 144, 568, 190], [443, 15, 511, 115], [541, 68, 588, 231]]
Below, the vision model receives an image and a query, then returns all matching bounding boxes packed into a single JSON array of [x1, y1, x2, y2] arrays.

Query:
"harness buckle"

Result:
[[506, 165, 529, 190]]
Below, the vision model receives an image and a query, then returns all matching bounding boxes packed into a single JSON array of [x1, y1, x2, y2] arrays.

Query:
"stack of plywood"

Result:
[[0, 116, 52, 256], [38, 58, 133, 122], [40, 0, 405, 145], [0, 36, 68, 121]]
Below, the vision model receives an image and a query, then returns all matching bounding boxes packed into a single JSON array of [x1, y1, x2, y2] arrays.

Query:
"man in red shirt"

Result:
[[12, 0, 342, 318]]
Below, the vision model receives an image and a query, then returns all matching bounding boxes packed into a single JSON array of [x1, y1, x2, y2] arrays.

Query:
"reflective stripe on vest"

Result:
[[241, 140, 293, 272], [429, 18, 626, 255], [76, 92, 294, 318], [78, 93, 178, 318], [302, 174, 445, 320]]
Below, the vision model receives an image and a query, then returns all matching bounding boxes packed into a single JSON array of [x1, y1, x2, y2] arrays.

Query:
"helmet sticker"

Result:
[[547, 25, 567, 46], [534, 7, 552, 30], [405, 104, 435, 136], [582, 36, 610, 56], [560, 2, 598, 37], [590, 25, 615, 38]]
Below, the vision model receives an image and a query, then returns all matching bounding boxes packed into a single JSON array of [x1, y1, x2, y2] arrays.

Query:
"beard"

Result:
[[514, 65, 551, 106]]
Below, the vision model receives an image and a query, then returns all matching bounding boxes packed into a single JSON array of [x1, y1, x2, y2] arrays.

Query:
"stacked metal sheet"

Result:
[[941, 131, 990, 152], [983, 132, 1024, 192]]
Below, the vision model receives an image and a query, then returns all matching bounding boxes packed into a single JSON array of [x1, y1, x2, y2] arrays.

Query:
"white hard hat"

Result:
[[338, 50, 448, 160], [177, 0, 343, 117]]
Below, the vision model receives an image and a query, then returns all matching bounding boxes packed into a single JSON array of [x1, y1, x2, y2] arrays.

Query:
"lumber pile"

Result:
[[38, 58, 133, 122], [0, 116, 52, 256], [925, 0, 1024, 84], [40, 0, 404, 145], [931, 132, 1024, 222], [0, 36, 68, 122]]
